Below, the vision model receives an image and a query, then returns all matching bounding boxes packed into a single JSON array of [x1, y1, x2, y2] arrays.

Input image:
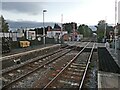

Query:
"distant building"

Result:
[[47, 30, 68, 38], [70, 31, 82, 41], [0, 32, 23, 41], [63, 34, 69, 41], [26, 30, 36, 40], [46, 24, 68, 40]]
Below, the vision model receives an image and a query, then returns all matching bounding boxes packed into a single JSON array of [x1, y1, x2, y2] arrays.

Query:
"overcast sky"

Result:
[[1, 0, 120, 25]]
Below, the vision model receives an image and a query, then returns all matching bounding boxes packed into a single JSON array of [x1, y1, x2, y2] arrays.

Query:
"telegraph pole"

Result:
[[61, 14, 63, 43], [114, 0, 117, 54], [104, 17, 107, 43]]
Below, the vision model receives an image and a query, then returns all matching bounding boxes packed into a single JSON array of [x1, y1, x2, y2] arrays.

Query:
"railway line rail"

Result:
[[1, 45, 73, 89], [40, 42, 95, 89], [1, 36, 119, 89], [1, 45, 69, 73], [1, 41, 97, 90]]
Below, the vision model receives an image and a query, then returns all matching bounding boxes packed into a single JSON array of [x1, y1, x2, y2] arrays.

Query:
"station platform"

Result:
[[98, 44, 120, 89], [1, 44, 61, 69], [107, 48, 120, 67], [98, 71, 120, 89], [2, 44, 54, 57]]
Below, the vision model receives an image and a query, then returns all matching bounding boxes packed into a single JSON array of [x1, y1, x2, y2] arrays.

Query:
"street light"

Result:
[[43, 10, 47, 45], [61, 14, 63, 44]]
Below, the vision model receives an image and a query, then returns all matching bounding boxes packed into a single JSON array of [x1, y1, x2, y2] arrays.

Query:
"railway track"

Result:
[[2, 45, 69, 74], [1, 42, 95, 89], [40, 42, 95, 89], [1, 45, 72, 89]]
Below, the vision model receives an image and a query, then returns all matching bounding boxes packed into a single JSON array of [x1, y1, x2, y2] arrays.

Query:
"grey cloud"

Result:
[[2, 2, 43, 15]]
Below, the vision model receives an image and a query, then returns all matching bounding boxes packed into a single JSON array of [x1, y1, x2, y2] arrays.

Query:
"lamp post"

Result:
[[61, 14, 63, 44], [43, 10, 47, 45]]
